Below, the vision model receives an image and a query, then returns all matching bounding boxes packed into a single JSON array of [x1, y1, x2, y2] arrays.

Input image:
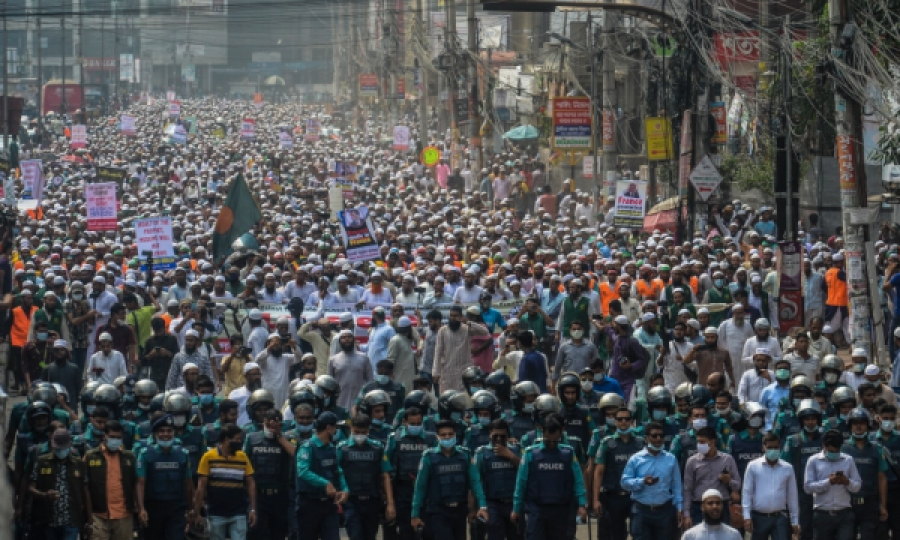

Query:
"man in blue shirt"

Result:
[[759, 359, 792, 431], [479, 293, 507, 335], [882, 257, 900, 360], [516, 331, 548, 394], [586, 361, 625, 398], [621, 421, 684, 540], [366, 307, 396, 372]]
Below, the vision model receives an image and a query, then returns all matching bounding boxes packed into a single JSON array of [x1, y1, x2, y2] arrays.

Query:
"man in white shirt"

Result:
[[244, 309, 271, 360], [740, 319, 783, 380], [738, 349, 775, 404], [742, 433, 800, 539], [453, 268, 484, 304], [782, 333, 820, 381], [717, 305, 756, 385], [840, 349, 869, 391], [283, 269, 317, 302], [85, 332, 128, 383], [229, 362, 263, 427], [259, 273, 285, 303], [325, 276, 361, 306], [360, 271, 394, 307]]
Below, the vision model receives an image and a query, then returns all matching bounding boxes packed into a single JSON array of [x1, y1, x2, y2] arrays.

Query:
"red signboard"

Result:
[[359, 74, 379, 97], [734, 75, 756, 96], [836, 134, 856, 192], [396, 79, 406, 98], [602, 109, 615, 152], [82, 57, 117, 71], [713, 31, 760, 66]]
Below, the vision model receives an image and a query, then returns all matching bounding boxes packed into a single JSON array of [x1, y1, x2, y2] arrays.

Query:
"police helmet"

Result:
[[485, 371, 512, 400], [32, 384, 58, 406], [81, 381, 101, 408], [134, 379, 159, 398], [831, 386, 857, 407], [93, 384, 122, 409], [471, 390, 501, 420], [741, 401, 766, 419], [403, 390, 432, 411], [149, 393, 166, 414], [555, 372, 582, 395], [846, 408, 870, 426], [790, 375, 814, 393], [461, 366, 487, 390], [689, 384, 713, 408], [51, 383, 69, 403], [533, 394, 562, 423], [597, 393, 625, 412], [163, 392, 193, 414], [511, 381, 541, 411], [820, 354, 843, 373], [315, 375, 341, 398], [437, 390, 472, 419], [674, 381, 694, 402], [647, 386, 673, 408], [290, 387, 321, 412], [796, 399, 823, 418], [360, 389, 393, 417], [247, 389, 276, 420], [113, 375, 127, 389]]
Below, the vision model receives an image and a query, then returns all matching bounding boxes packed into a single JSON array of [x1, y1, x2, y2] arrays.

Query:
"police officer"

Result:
[[391, 390, 437, 432], [466, 391, 502, 450], [475, 419, 522, 540], [92, 383, 139, 450], [411, 419, 489, 540], [74, 406, 109, 455], [520, 396, 568, 450], [164, 392, 205, 476], [592, 407, 644, 540], [79, 381, 102, 429], [511, 415, 587, 540], [357, 360, 406, 424], [556, 373, 596, 462], [485, 371, 514, 418], [193, 376, 221, 425], [245, 389, 276, 432], [202, 398, 239, 449], [463, 366, 488, 396], [642, 387, 681, 450], [127, 379, 159, 424], [387, 406, 438, 540], [285, 402, 317, 446], [816, 354, 848, 401], [577, 368, 602, 419], [295, 411, 349, 540], [780, 398, 824, 540], [135, 394, 165, 448], [359, 389, 395, 443], [508, 382, 540, 442], [245, 408, 295, 540], [136, 412, 195, 540], [285, 385, 324, 429], [874, 403, 900, 540], [826, 387, 857, 440], [586, 394, 626, 460], [726, 402, 766, 481], [842, 408, 889, 538], [437, 390, 472, 445], [339, 414, 395, 540], [773, 375, 814, 440], [317, 375, 350, 420]]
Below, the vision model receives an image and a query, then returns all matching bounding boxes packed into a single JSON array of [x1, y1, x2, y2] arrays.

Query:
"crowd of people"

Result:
[[4, 96, 900, 540]]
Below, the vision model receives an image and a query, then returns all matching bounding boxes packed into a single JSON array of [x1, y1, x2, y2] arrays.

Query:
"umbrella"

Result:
[[263, 75, 286, 86], [503, 125, 539, 141]]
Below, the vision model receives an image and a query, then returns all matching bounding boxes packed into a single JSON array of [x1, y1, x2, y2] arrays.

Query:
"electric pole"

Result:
[[601, 10, 617, 198], [466, 0, 478, 169], [416, 0, 428, 141], [61, 15, 67, 114], [37, 0, 42, 123], [2, 0, 7, 149]]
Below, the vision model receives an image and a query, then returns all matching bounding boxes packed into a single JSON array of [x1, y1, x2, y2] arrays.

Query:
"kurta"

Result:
[[386, 334, 419, 394], [432, 322, 489, 392]]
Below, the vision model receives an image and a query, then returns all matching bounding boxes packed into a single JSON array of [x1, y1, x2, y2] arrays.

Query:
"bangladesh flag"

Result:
[[212, 174, 262, 264]]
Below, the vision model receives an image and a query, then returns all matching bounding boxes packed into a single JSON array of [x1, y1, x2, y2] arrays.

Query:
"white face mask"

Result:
[[264, 427, 275, 439], [571, 329, 584, 340], [173, 416, 186, 427], [692, 418, 707, 430], [696, 442, 710, 454], [824, 373, 839, 384]]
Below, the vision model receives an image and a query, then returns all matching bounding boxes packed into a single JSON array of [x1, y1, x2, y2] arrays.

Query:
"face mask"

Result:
[[854, 363, 866, 374], [716, 408, 731, 418], [593, 373, 604, 382], [714, 279, 725, 288], [157, 439, 174, 449], [264, 428, 275, 439], [478, 417, 491, 427], [652, 410, 668, 421], [296, 423, 313, 433], [200, 394, 215, 406], [839, 413, 848, 422], [852, 431, 868, 439], [826, 451, 842, 462], [173, 416, 186, 427], [450, 412, 462, 422], [54, 448, 71, 459], [72, 293, 83, 301], [765, 449, 780, 462], [470, 387, 482, 395], [376, 375, 390, 385], [804, 425, 819, 433], [86, 405, 96, 415], [692, 418, 707, 430], [371, 417, 384, 427], [824, 373, 839, 384], [571, 330, 584, 340], [522, 404, 534, 414], [407, 425, 423, 436], [648, 443, 664, 452], [106, 438, 123, 451], [352, 434, 368, 445], [229, 441, 243, 452], [884, 420, 897, 432], [138, 402, 151, 411], [775, 369, 790, 381], [324, 397, 332, 407], [439, 437, 456, 449], [37, 332, 48, 341], [696, 443, 711, 454], [793, 399, 803, 409], [617, 427, 632, 435], [580, 381, 593, 393], [749, 417, 764, 429], [604, 417, 616, 427]]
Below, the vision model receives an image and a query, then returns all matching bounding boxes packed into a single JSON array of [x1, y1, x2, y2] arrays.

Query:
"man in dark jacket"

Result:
[[27, 428, 93, 540], [84, 420, 137, 540]]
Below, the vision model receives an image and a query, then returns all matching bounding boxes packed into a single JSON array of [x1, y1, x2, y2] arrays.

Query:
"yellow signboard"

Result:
[[645, 117, 674, 161]]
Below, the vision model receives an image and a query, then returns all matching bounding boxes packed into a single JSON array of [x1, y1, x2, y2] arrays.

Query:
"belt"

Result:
[[635, 501, 672, 511], [303, 495, 331, 502], [489, 499, 514, 504], [752, 510, 786, 518], [815, 508, 852, 516], [443, 502, 461, 508], [351, 495, 374, 501], [852, 497, 868, 506], [260, 488, 281, 496], [607, 491, 629, 497]]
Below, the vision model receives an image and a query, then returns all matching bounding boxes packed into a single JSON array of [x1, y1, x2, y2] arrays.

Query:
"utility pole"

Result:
[[37, 0, 42, 123], [416, 0, 427, 141], [600, 9, 617, 198], [443, 0, 456, 137], [2, 0, 7, 149], [61, 15, 67, 114], [589, 15, 599, 204], [829, 0, 881, 358], [466, 0, 478, 170], [115, 2, 120, 105], [78, 0, 84, 106]]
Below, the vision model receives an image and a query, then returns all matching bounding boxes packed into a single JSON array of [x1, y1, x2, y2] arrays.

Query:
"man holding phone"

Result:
[[803, 429, 862, 540]]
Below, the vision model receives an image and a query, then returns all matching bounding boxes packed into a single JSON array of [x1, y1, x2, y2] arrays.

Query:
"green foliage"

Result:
[[869, 118, 900, 166], [718, 134, 776, 195]]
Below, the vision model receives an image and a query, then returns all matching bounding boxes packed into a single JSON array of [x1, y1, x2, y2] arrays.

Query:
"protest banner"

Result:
[[613, 180, 648, 229], [70, 125, 87, 148], [240, 118, 255, 139], [305, 118, 321, 142], [168, 101, 181, 118], [18, 160, 45, 210], [0, 158, 15, 206], [85, 183, 118, 231], [97, 166, 128, 192], [393, 126, 410, 151], [120, 114, 136, 136], [337, 206, 381, 263], [135, 217, 176, 270], [279, 131, 294, 149]]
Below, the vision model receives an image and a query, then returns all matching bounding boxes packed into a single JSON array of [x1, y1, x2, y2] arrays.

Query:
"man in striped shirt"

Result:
[[193, 424, 257, 540]]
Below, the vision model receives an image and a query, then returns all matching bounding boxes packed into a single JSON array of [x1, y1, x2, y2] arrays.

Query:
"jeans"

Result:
[[812, 508, 854, 540], [630, 501, 676, 540], [71, 348, 87, 379], [750, 511, 790, 540], [208, 515, 248, 540], [42, 525, 79, 540]]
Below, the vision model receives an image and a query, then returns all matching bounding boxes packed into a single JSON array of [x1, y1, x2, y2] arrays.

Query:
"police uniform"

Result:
[[386, 426, 438, 540], [513, 442, 587, 540], [201, 420, 224, 450], [174, 425, 205, 476], [411, 444, 487, 540], [560, 405, 595, 463], [595, 432, 644, 540], [193, 399, 221, 426], [245, 430, 293, 540], [650, 416, 682, 451], [369, 423, 394, 445], [295, 434, 349, 540], [465, 423, 493, 452], [842, 436, 888, 538], [586, 425, 613, 459], [391, 409, 437, 432], [284, 423, 314, 540], [137, 441, 192, 540], [72, 425, 105, 456], [781, 429, 823, 540], [338, 437, 392, 540], [773, 409, 802, 441], [476, 443, 522, 540], [823, 416, 851, 440], [579, 391, 602, 420], [874, 428, 900, 540], [358, 380, 407, 424], [508, 412, 536, 443], [726, 430, 764, 480]]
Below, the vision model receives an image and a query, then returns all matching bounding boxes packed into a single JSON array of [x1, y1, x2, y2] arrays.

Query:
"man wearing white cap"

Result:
[[387, 316, 419, 392], [230, 363, 263, 426], [85, 275, 119, 361], [360, 270, 393, 307], [255, 332, 295, 407], [823, 253, 851, 347], [841, 348, 870, 392], [748, 275, 779, 332], [737, 348, 775, 404], [681, 489, 741, 540], [165, 329, 215, 391], [740, 318, 783, 377], [85, 332, 128, 384], [453, 267, 484, 304]]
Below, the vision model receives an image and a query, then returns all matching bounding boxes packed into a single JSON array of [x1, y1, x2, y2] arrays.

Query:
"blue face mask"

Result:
[[647, 443, 664, 452], [106, 438, 123, 451], [826, 451, 842, 462], [714, 279, 725, 288], [199, 394, 215, 406], [377, 375, 390, 385], [470, 387, 481, 395], [157, 439, 174, 449], [617, 427, 632, 435], [439, 438, 456, 449], [478, 417, 491, 427], [372, 418, 384, 427], [86, 405, 96, 415], [407, 425, 423, 436], [296, 423, 313, 433], [37, 332, 48, 341], [54, 448, 71, 459], [765, 449, 780, 462], [450, 412, 462, 422], [652, 410, 668, 421]]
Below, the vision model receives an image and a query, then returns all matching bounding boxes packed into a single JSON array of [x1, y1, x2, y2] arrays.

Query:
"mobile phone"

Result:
[[591, 314, 603, 320], [835, 471, 844, 476], [154, 346, 161, 351]]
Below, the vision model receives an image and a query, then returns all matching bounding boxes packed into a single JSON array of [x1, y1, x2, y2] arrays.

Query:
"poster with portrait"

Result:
[[613, 180, 647, 229], [337, 206, 380, 263]]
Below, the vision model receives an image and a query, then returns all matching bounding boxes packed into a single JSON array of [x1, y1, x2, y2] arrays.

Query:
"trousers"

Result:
[[344, 497, 382, 540], [425, 507, 468, 540], [487, 500, 521, 540], [296, 497, 340, 540], [524, 503, 569, 540], [598, 493, 632, 540], [750, 511, 790, 540], [629, 501, 676, 540], [249, 491, 288, 540], [812, 508, 854, 540], [143, 501, 186, 540]]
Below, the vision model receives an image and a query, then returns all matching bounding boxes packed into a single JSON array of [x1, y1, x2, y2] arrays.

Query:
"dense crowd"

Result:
[[5, 97, 900, 540]]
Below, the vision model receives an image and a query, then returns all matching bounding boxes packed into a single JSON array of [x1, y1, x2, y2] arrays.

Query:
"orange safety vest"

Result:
[[689, 276, 699, 296], [597, 281, 620, 316], [825, 267, 848, 307], [160, 312, 174, 329], [11, 305, 37, 348], [636, 279, 662, 301]]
